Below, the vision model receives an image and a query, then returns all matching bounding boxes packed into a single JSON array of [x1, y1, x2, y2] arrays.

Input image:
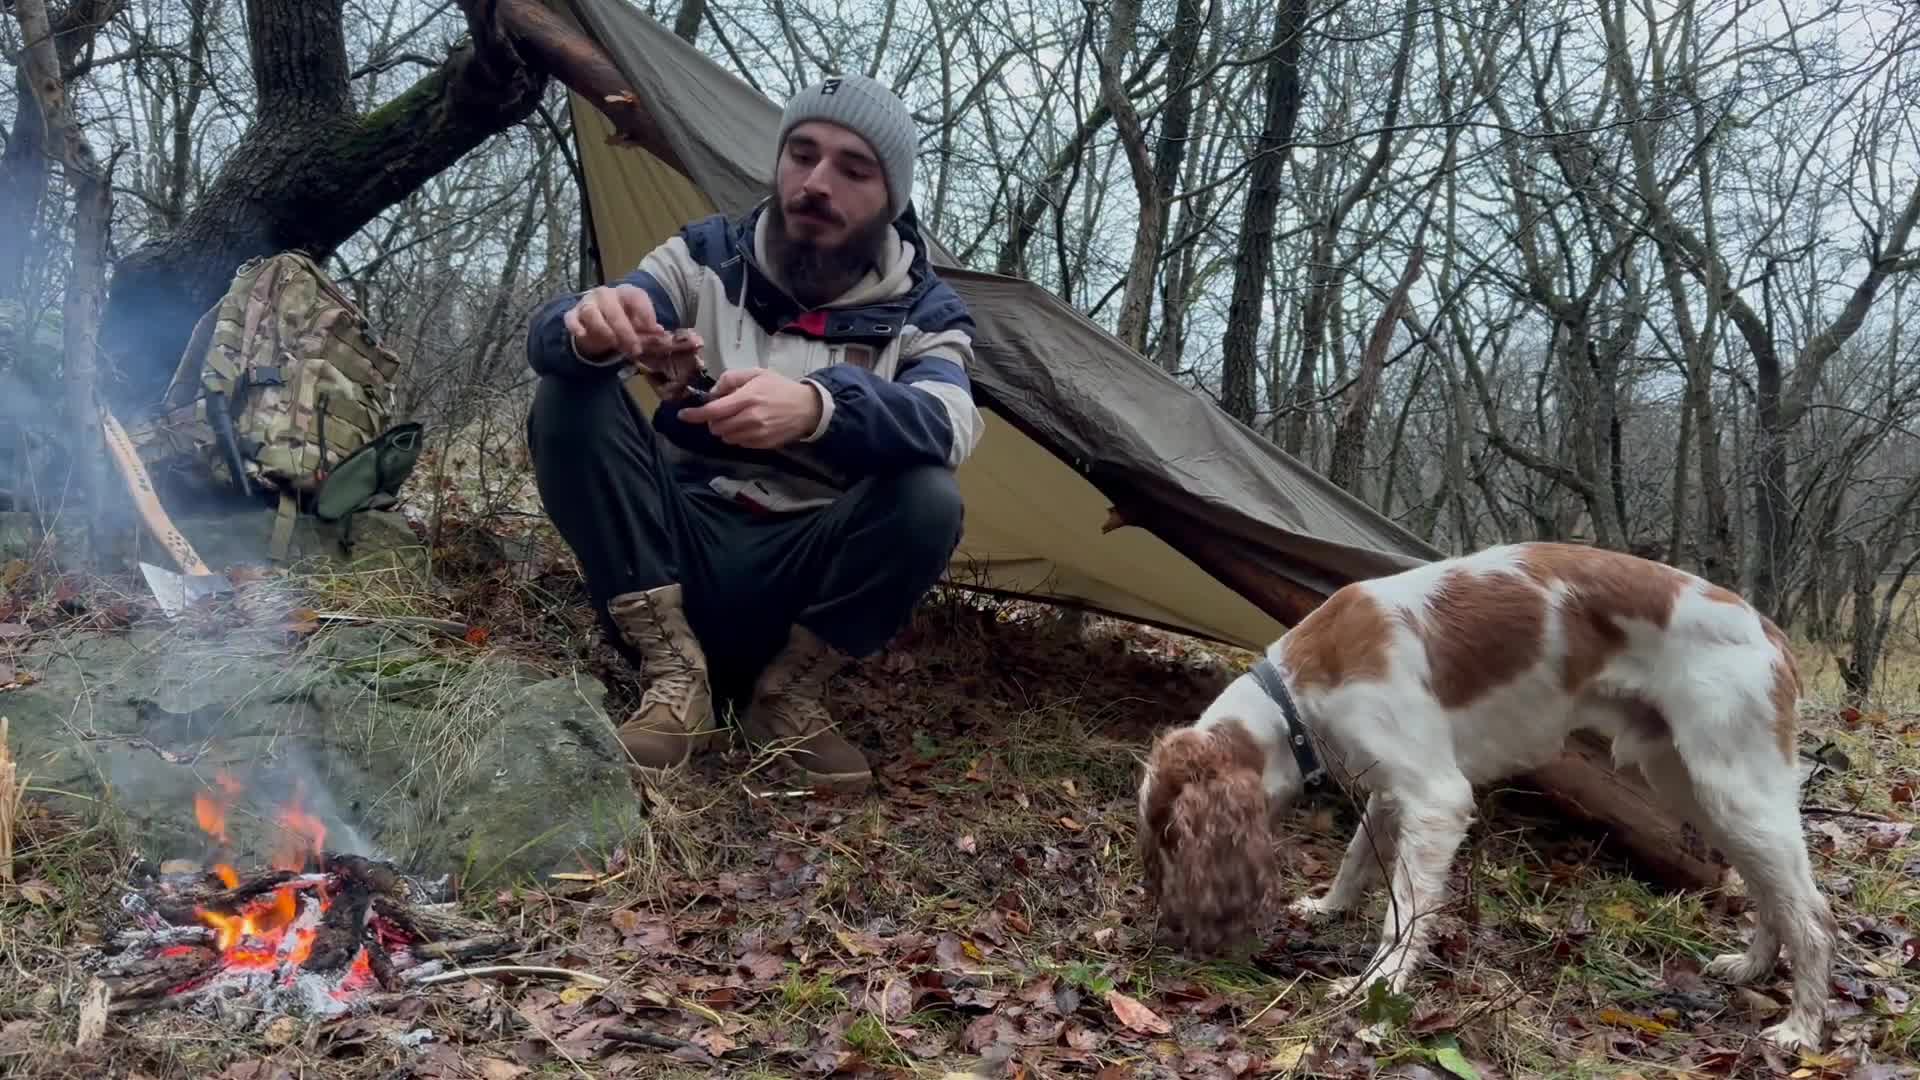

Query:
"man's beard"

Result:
[[765, 190, 892, 308]]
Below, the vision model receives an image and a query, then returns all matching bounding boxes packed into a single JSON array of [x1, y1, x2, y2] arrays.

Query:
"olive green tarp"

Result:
[[554, 0, 1442, 652]]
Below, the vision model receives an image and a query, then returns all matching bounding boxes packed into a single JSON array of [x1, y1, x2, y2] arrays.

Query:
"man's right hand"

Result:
[[564, 283, 663, 359], [564, 284, 703, 396]]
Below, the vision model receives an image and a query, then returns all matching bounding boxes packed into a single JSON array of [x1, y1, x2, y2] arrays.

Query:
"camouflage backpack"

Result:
[[129, 251, 424, 561]]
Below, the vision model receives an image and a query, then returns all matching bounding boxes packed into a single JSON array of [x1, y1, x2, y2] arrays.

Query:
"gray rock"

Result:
[[1, 620, 643, 886]]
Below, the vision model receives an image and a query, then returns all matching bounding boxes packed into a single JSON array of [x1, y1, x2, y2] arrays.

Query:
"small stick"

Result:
[[411, 964, 609, 988], [413, 934, 513, 962], [603, 1025, 699, 1052], [1802, 805, 1893, 822], [1, 715, 24, 886]]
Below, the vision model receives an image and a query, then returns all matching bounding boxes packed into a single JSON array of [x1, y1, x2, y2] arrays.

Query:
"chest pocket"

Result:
[[826, 338, 904, 379], [764, 332, 829, 380]]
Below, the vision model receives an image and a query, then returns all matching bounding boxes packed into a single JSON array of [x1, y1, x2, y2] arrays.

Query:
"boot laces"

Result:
[[633, 592, 699, 703], [762, 644, 837, 738]]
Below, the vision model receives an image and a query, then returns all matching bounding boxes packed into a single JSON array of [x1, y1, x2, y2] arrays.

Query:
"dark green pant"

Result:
[[527, 373, 964, 688]]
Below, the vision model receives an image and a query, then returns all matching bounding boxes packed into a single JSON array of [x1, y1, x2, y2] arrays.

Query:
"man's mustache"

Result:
[[785, 194, 843, 225]]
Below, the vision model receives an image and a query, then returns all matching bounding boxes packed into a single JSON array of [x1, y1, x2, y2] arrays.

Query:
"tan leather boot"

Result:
[[606, 584, 718, 769], [739, 624, 872, 792]]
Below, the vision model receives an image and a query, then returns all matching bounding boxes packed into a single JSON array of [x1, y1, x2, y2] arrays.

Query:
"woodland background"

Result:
[[3, 0, 1919, 688]]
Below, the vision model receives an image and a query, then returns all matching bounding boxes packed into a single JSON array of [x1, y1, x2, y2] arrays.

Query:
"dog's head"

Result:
[[1137, 719, 1276, 954]]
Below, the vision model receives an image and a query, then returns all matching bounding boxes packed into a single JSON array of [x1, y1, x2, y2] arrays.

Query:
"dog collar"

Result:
[[1249, 657, 1326, 789]]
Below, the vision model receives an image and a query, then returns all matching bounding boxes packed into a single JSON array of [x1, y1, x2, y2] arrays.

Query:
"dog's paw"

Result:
[[1703, 950, 1773, 984], [1326, 974, 1369, 1000], [1288, 894, 1338, 923], [1760, 1015, 1821, 1053]]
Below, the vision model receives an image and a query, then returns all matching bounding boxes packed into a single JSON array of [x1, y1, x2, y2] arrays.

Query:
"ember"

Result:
[[84, 774, 496, 1029]]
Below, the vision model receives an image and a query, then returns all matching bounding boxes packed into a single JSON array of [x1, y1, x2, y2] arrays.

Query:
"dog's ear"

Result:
[[1140, 724, 1276, 954]]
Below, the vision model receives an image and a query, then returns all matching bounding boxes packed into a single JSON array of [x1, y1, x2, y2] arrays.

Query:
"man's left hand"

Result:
[[677, 368, 823, 449]]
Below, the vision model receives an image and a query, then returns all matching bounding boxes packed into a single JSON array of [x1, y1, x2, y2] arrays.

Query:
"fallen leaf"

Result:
[[1431, 1044, 1481, 1080], [1595, 1007, 1667, 1036], [261, 1014, 300, 1046], [557, 984, 597, 1006], [1105, 989, 1172, 1035], [868, 977, 912, 1021], [476, 1059, 528, 1080], [1265, 1041, 1309, 1071], [13, 879, 56, 905], [956, 834, 977, 855], [691, 1028, 737, 1056], [737, 951, 785, 982], [1062, 1022, 1105, 1051], [0, 1020, 36, 1054], [1058, 816, 1085, 832], [0, 622, 27, 639]]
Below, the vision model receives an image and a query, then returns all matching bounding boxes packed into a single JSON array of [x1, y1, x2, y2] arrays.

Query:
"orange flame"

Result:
[[274, 802, 327, 873], [194, 792, 228, 846], [188, 771, 334, 972]]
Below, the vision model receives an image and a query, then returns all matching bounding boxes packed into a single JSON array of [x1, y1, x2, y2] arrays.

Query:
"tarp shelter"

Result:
[[549, 0, 1444, 652]]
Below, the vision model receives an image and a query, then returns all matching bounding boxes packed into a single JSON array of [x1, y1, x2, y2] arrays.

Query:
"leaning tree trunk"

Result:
[[0, 0, 124, 304], [95, 0, 560, 409], [1218, 0, 1309, 426]]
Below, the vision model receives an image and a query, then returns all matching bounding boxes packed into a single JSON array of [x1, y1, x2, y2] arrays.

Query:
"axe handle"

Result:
[[98, 407, 215, 578]]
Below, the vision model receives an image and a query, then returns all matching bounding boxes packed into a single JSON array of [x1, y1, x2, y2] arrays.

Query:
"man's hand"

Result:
[[678, 368, 824, 449], [564, 283, 664, 358], [564, 284, 703, 396]]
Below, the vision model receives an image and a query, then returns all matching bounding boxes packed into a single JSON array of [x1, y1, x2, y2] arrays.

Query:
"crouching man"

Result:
[[522, 73, 983, 793]]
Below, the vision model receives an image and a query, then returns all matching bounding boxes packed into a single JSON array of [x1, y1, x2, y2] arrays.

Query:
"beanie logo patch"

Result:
[[821, 78, 841, 95]]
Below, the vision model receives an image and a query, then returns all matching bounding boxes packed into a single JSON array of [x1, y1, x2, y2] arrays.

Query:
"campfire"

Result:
[[88, 772, 503, 1026]]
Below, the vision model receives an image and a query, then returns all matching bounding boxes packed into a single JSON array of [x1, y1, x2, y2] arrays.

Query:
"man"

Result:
[[523, 73, 983, 794]]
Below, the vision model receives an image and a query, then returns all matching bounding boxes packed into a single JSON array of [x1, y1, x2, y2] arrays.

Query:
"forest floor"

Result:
[[0, 514, 1916, 1080]]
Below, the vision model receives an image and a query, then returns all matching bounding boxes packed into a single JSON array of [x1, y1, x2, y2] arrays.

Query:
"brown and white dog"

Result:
[[1137, 541, 1834, 1051]]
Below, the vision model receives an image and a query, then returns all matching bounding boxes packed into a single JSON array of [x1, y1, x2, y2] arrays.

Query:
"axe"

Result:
[[98, 407, 233, 617]]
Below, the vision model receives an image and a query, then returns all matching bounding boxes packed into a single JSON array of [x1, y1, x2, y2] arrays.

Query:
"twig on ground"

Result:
[[411, 964, 608, 988], [1803, 805, 1894, 821]]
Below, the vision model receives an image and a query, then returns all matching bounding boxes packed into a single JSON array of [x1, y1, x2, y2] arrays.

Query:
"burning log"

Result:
[[101, 944, 222, 1001], [87, 771, 512, 1027], [94, 850, 486, 1025]]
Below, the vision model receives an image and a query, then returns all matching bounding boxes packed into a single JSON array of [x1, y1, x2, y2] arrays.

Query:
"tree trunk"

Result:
[[1147, 0, 1203, 371], [0, 63, 53, 304], [1327, 245, 1422, 493], [0, 0, 124, 303], [12, 0, 117, 560], [1096, 0, 1158, 354], [1218, 0, 1309, 427], [672, 0, 704, 43], [94, 0, 567, 410]]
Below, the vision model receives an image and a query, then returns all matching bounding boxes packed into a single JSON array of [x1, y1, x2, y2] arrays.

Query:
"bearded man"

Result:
[[523, 74, 983, 794]]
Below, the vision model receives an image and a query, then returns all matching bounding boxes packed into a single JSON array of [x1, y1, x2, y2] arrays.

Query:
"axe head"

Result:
[[139, 561, 233, 619]]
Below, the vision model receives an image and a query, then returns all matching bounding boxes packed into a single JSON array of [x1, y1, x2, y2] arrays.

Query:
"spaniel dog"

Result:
[[1137, 541, 1833, 1052]]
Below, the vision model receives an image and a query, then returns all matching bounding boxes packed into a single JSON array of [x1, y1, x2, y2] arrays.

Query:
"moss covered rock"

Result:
[[1, 620, 642, 887]]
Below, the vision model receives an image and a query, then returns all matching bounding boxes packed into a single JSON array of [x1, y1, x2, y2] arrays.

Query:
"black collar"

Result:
[[1248, 657, 1326, 789]]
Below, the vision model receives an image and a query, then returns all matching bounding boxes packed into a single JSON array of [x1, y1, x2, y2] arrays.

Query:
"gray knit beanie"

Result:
[[775, 73, 916, 220]]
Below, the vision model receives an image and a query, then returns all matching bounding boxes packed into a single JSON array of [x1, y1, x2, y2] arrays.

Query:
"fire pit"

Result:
[[85, 772, 504, 1027]]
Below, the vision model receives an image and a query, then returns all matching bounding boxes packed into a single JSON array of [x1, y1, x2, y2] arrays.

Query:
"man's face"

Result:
[[772, 120, 891, 250]]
